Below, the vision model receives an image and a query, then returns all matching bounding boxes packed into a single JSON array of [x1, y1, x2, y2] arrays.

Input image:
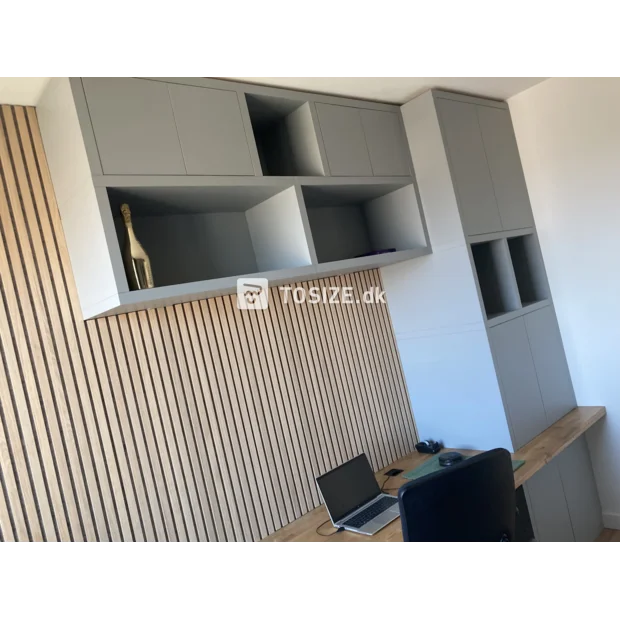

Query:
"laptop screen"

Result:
[[316, 454, 381, 523]]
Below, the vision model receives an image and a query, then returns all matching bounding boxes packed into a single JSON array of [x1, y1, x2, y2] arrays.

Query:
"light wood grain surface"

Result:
[[0, 105, 417, 541], [263, 405, 606, 542]]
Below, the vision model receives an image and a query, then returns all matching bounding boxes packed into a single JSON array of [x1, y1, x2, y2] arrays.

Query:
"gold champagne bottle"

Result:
[[121, 203, 154, 290]]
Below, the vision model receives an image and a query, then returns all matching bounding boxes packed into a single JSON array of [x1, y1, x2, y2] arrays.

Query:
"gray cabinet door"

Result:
[[315, 103, 373, 176], [477, 106, 534, 231], [524, 461, 575, 542], [360, 110, 411, 176], [82, 78, 186, 175], [489, 317, 547, 449], [555, 436, 603, 541], [524, 305, 577, 425], [169, 84, 254, 176], [435, 97, 502, 236]]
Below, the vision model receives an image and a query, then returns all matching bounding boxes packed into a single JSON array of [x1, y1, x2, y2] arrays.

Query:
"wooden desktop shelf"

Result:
[[262, 406, 606, 542]]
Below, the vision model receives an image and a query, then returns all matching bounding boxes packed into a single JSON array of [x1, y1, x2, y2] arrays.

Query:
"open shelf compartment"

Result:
[[245, 94, 325, 176], [108, 184, 313, 289], [471, 238, 521, 320], [301, 182, 427, 264], [507, 233, 549, 307]]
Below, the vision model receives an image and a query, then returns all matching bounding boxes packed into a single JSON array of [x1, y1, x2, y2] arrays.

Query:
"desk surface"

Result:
[[262, 406, 606, 542]]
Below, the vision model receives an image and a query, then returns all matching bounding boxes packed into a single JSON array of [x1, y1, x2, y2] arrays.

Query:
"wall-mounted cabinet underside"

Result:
[[94, 178, 429, 318]]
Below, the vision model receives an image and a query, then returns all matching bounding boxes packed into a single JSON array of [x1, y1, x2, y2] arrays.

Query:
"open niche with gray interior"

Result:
[[471, 239, 521, 320], [107, 185, 312, 288], [245, 94, 325, 176], [302, 182, 426, 264], [507, 234, 549, 307]]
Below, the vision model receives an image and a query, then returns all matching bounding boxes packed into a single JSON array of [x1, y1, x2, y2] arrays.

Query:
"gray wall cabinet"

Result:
[[83, 77, 187, 175], [435, 97, 502, 236], [38, 77, 429, 319], [524, 436, 603, 542], [490, 316, 547, 449], [555, 436, 603, 542], [168, 84, 254, 176], [315, 103, 373, 176], [436, 94, 535, 235], [524, 305, 577, 425], [360, 110, 411, 176], [477, 106, 535, 231], [525, 460, 575, 542]]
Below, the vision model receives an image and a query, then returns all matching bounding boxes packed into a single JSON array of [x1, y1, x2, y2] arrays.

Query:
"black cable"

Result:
[[315, 518, 344, 537]]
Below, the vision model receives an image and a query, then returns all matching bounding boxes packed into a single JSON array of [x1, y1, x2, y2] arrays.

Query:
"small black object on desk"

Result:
[[438, 451, 464, 467], [415, 440, 442, 454]]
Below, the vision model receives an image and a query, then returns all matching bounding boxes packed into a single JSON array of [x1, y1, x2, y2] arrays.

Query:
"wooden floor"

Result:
[[596, 529, 620, 541]]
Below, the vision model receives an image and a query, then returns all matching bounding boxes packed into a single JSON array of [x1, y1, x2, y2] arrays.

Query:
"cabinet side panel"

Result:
[[246, 187, 313, 272], [284, 103, 325, 176], [37, 78, 125, 318]]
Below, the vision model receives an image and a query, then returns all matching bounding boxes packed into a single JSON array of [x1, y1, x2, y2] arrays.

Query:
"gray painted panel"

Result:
[[246, 187, 313, 271], [489, 316, 547, 449], [360, 109, 411, 176], [477, 106, 535, 231], [555, 436, 603, 542], [82, 77, 186, 175], [116, 212, 258, 286], [435, 97, 502, 236], [315, 103, 373, 176], [524, 461, 575, 542], [307, 205, 371, 263], [168, 83, 254, 176], [524, 305, 577, 424]]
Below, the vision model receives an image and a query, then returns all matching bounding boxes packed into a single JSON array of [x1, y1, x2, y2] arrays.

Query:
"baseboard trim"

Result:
[[603, 512, 620, 529]]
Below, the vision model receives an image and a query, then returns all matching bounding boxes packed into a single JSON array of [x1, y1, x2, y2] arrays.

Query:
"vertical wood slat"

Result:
[[0, 105, 418, 541]]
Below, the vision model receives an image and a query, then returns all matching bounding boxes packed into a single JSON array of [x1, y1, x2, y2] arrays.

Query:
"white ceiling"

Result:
[[0, 77, 547, 106], [0, 78, 51, 105], [229, 77, 548, 104]]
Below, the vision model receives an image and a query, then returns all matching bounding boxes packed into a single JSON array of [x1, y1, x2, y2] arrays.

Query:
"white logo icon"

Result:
[[237, 278, 269, 310]]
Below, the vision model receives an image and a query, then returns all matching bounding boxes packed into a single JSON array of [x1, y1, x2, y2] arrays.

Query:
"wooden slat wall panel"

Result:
[[0, 105, 418, 541]]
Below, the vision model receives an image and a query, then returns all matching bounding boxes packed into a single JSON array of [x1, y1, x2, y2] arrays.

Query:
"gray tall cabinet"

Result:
[[384, 89, 602, 541]]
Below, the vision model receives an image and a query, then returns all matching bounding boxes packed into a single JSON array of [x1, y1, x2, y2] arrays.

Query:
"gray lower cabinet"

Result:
[[435, 97, 502, 236], [524, 460, 575, 542], [555, 436, 603, 542], [524, 305, 577, 425], [82, 77, 186, 175], [477, 106, 534, 231], [315, 103, 373, 176], [490, 316, 547, 449], [168, 84, 254, 176], [360, 110, 411, 176]]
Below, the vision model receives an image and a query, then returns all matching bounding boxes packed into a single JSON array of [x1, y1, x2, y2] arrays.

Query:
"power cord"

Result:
[[315, 518, 344, 537]]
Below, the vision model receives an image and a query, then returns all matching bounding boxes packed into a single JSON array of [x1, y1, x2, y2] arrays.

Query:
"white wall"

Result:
[[509, 78, 620, 526]]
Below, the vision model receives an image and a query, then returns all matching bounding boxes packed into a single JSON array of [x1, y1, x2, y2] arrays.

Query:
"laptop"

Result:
[[316, 454, 401, 535]]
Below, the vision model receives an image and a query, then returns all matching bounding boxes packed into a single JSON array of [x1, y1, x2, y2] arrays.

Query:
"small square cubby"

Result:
[[507, 234, 549, 307]]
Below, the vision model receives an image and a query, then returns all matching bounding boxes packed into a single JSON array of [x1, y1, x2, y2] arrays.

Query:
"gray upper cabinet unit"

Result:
[[360, 110, 411, 176], [315, 103, 373, 176], [82, 78, 186, 175], [168, 84, 254, 176], [490, 316, 547, 449], [524, 305, 577, 425], [436, 97, 502, 236], [477, 106, 535, 231]]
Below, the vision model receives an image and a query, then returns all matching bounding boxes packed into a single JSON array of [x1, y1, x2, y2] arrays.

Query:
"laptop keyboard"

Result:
[[342, 496, 398, 529]]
